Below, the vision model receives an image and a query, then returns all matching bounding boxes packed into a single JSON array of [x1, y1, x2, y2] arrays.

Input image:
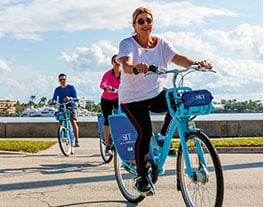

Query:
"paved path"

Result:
[[0, 138, 262, 207]]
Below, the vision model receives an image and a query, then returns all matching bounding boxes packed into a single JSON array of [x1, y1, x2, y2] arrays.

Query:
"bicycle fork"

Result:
[[177, 121, 209, 187]]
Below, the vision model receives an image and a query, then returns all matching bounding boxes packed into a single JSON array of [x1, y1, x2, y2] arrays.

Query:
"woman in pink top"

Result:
[[100, 54, 121, 156]]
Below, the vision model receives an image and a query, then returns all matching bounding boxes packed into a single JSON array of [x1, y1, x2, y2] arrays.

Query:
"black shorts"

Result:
[[101, 98, 118, 125]]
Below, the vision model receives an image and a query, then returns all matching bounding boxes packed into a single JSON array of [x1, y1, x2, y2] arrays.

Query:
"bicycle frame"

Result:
[[54, 102, 76, 156], [111, 64, 224, 206], [58, 105, 75, 141]]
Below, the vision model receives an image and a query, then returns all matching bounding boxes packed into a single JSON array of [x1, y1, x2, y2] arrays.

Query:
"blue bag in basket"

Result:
[[109, 113, 138, 160], [182, 89, 213, 108], [55, 110, 65, 121]]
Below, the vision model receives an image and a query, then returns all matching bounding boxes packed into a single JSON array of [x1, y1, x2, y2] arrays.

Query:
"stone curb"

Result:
[[216, 147, 263, 154], [0, 147, 262, 155]]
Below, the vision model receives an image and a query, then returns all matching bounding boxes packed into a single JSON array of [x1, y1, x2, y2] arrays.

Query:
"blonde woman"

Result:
[[117, 7, 212, 194]]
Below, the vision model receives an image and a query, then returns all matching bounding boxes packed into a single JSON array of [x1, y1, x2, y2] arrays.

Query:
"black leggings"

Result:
[[101, 98, 118, 125], [120, 90, 171, 178]]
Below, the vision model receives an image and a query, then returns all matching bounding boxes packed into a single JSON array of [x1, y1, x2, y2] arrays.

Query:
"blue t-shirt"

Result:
[[52, 84, 77, 107]]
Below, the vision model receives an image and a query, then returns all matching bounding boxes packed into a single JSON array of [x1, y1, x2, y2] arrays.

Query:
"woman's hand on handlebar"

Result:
[[197, 60, 212, 70], [134, 62, 149, 74]]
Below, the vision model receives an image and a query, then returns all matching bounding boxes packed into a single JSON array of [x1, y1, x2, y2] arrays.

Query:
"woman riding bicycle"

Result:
[[116, 6, 212, 194], [100, 54, 121, 156]]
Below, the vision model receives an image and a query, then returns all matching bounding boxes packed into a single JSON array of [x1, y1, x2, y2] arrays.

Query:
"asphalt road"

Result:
[[0, 138, 262, 207]]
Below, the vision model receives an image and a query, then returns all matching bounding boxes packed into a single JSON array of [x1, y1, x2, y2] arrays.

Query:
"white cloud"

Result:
[[151, 1, 237, 27], [0, 0, 237, 40], [12, 32, 42, 40], [0, 59, 11, 73], [61, 40, 118, 71], [159, 31, 216, 58], [206, 24, 263, 60]]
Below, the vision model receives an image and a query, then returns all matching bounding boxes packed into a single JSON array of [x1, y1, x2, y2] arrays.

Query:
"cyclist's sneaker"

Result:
[[168, 147, 176, 156], [74, 141, 80, 147], [134, 177, 152, 195], [105, 145, 113, 156], [157, 133, 166, 147]]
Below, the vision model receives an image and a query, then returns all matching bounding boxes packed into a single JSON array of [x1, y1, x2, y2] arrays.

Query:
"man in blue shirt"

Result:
[[51, 73, 80, 147]]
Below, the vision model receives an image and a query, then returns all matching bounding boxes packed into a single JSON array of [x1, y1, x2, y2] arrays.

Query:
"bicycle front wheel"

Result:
[[177, 131, 224, 207], [99, 138, 113, 163], [114, 152, 145, 203], [58, 125, 72, 156]]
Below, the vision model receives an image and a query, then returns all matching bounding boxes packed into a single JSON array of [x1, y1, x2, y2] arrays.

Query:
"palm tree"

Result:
[[29, 95, 36, 106], [39, 97, 47, 106]]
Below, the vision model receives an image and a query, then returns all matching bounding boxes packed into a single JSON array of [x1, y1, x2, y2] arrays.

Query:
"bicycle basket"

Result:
[[166, 88, 214, 117], [55, 110, 70, 121], [108, 113, 138, 160], [97, 114, 105, 141]]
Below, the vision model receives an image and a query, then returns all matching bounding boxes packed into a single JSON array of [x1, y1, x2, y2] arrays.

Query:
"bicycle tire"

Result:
[[114, 152, 145, 203], [99, 138, 113, 163], [176, 131, 224, 207], [58, 125, 72, 156]]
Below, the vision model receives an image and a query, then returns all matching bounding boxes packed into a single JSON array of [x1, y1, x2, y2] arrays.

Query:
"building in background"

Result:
[[0, 100, 16, 115]]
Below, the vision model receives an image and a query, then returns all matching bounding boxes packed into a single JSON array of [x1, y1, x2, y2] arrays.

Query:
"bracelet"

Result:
[[133, 67, 139, 75]]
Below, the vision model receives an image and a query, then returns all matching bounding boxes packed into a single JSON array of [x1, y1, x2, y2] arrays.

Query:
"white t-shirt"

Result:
[[117, 36, 178, 104]]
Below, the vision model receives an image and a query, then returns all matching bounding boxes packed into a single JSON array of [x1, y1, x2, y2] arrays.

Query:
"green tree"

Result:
[[39, 97, 47, 106], [29, 95, 36, 106]]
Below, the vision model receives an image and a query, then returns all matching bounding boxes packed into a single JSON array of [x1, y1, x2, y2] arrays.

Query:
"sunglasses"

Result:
[[59, 78, 66, 81], [136, 18, 152, 25]]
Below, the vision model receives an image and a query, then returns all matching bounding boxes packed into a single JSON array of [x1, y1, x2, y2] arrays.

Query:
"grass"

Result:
[[0, 140, 57, 153], [0, 137, 262, 153], [171, 137, 262, 148]]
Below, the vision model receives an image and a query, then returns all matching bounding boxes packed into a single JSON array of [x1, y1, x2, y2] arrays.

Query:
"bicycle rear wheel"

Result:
[[177, 131, 224, 207], [58, 125, 72, 156], [114, 152, 145, 203], [99, 138, 113, 163]]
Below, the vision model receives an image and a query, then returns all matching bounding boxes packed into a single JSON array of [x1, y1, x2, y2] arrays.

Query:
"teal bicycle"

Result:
[[109, 64, 224, 206], [54, 101, 76, 156]]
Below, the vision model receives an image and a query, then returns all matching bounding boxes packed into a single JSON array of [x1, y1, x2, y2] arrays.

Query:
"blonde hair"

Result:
[[132, 7, 153, 24]]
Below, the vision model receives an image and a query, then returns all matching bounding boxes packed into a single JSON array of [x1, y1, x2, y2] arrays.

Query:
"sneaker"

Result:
[[74, 141, 80, 147], [105, 145, 113, 156], [134, 177, 151, 195]]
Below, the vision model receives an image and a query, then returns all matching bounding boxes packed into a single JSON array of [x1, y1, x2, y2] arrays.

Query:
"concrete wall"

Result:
[[0, 120, 262, 138]]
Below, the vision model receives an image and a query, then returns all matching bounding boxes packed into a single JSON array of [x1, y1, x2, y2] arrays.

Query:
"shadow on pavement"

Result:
[[1, 161, 262, 192], [55, 200, 137, 207]]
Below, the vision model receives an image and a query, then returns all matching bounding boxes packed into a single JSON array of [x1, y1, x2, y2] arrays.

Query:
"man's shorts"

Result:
[[70, 107, 78, 120]]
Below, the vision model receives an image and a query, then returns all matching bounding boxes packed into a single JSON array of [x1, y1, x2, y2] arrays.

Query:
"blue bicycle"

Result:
[[109, 64, 224, 206], [54, 101, 76, 156]]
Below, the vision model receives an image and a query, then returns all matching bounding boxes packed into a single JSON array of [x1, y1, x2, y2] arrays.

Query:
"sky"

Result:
[[0, 0, 263, 104]]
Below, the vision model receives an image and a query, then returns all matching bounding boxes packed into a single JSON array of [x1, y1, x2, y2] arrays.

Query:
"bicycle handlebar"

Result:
[[146, 64, 216, 87], [147, 63, 216, 75], [58, 100, 75, 106]]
